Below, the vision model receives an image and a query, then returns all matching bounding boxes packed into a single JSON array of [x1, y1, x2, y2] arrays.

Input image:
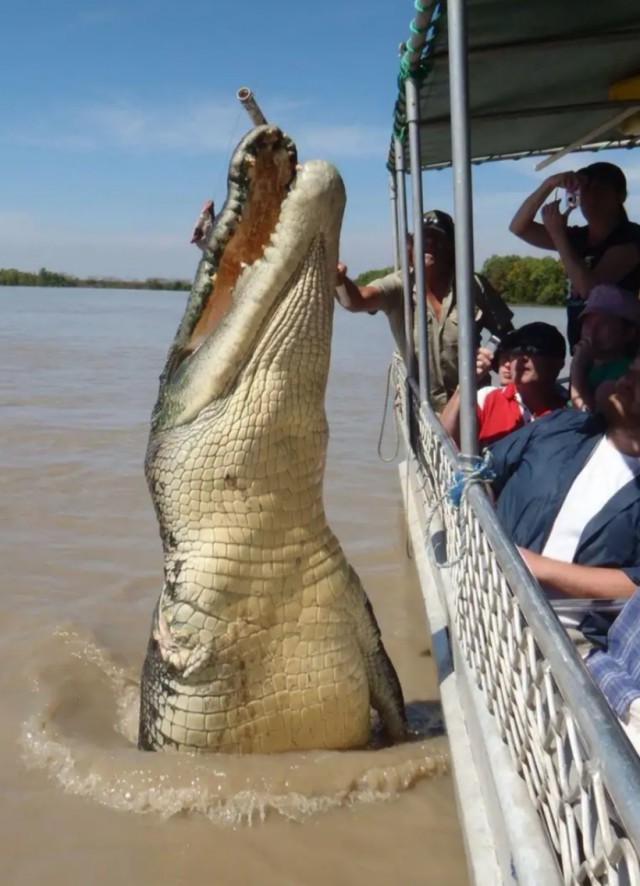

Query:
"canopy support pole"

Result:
[[447, 0, 478, 459], [389, 173, 401, 272], [394, 138, 416, 384], [406, 77, 430, 405], [535, 107, 640, 170]]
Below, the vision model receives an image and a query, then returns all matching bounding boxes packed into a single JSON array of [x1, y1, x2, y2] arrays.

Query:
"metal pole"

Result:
[[447, 0, 478, 458], [535, 107, 639, 170], [389, 173, 401, 272], [405, 76, 429, 406], [394, 138, 416, 383], [236, 87, 268, 126]]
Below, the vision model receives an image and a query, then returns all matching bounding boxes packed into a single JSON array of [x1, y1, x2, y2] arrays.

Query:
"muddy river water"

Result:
[[0, 287, 468, 885]]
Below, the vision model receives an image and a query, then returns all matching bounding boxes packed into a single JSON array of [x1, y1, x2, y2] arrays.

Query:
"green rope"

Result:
[[390, 0, 446, 155], [399, 1, 444, 85]]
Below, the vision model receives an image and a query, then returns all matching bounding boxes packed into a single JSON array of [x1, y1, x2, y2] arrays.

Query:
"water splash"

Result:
[[21, 628, 450, 826]]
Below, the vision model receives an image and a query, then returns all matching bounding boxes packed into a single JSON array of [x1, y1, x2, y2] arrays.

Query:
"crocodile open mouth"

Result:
[[184, 126, 298, 356], [152, 128, 345, 432]]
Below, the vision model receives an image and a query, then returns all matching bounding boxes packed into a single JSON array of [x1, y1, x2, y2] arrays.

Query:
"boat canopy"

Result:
[[389, 0, 640, 171], [387, 5, 640, 880]]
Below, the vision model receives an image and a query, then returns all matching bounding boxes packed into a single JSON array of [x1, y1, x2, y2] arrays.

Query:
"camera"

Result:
[[565, 191, 579, 211], [486, 334, 501, 356]]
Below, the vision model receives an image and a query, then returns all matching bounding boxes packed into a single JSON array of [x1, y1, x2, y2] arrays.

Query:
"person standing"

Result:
[[336, 210, 513, 413], [509, 162, 640, 350]]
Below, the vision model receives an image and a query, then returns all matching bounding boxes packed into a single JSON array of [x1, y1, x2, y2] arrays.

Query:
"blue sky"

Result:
[[3, 0, 640, 280]]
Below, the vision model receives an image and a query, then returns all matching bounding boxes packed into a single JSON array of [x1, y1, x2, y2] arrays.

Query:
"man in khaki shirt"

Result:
[[336, 210, 514, 413]]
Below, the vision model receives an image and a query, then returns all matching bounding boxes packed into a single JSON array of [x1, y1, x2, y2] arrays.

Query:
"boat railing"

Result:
[[392, 352, 640, 884]]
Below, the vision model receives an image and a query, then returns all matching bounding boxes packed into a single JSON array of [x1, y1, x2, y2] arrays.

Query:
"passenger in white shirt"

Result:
[[488, 356, 640, 603]]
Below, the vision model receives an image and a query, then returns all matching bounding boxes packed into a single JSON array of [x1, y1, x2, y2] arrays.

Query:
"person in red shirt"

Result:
[[440, 322, 568, 449]]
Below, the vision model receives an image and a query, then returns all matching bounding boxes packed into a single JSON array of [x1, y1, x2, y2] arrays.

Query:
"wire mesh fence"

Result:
[[392, 354, 640, 885]]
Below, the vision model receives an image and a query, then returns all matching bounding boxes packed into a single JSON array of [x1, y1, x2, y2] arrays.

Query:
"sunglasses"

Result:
[[510, 345, 558, 357]]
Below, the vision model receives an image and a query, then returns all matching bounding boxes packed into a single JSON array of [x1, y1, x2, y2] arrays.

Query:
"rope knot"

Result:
[[446, 452, 495, 507]]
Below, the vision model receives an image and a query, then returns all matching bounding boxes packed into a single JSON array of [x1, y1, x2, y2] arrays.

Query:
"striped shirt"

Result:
[[587, 590, 640, 716]]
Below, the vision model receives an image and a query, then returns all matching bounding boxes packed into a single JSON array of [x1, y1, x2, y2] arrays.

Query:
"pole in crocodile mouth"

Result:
[[237, 87, 268, 126]]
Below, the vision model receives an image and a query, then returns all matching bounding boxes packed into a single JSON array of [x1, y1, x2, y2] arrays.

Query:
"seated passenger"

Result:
[[570, 284, 640, 411], [475, 339, 513, 408], [488, 356, 640, 603], [585, 590, 640, 754], [491, 341, 514, 388], [335, 209, 514, 413], [440, 322, 568, 448]]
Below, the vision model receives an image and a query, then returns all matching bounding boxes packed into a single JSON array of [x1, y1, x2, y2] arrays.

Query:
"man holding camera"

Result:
[[509, 162, 640, 350], [440, 322, 569, 449]]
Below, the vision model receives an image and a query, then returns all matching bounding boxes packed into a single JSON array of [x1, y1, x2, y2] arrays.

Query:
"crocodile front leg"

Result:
[[349, 567, 408, 742]]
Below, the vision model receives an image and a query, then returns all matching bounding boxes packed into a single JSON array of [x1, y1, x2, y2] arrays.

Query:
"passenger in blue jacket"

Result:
[[489, 355, 640, 601]]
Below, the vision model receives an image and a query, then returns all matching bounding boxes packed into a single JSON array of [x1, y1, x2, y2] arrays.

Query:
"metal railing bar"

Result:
[[393, 138, 417, 384], [446, 0, 478, 458], [406, 76, 430, 405], [403, 358, 640, 854], [467, 482, 640, 847]]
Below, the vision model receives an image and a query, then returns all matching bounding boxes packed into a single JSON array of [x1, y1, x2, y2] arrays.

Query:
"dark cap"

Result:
[[578, 162, 627, 199], [500, 322, 566, 361], [422, 209, 455, 242]]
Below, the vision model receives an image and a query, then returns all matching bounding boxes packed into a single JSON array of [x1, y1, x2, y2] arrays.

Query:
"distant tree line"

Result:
[[355, 255, 568, 306], [3, 255, 569, 305], [0, 266, 191, 291], [480, 255, 566, 305]]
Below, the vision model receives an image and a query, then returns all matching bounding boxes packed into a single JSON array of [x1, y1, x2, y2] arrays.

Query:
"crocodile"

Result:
[[138, 124, 407, 754]]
